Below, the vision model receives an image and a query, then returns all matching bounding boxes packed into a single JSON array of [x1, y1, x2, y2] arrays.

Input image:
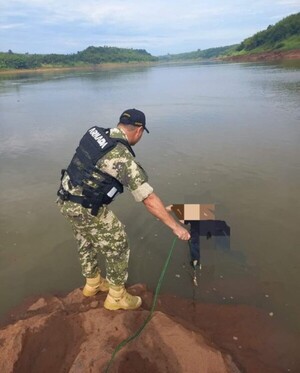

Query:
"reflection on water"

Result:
[[0, 61, 300, 333]]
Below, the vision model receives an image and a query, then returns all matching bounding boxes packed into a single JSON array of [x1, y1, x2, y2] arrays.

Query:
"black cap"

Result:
[[119, 108, 149, 133]]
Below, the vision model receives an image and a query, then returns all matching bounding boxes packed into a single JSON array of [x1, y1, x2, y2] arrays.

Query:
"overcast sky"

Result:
[[0, 0, 299, 56]]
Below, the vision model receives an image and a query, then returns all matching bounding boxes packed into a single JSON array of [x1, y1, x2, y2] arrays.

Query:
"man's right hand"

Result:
[[173, 224, 190, 241], [143, 193, 190, 240]]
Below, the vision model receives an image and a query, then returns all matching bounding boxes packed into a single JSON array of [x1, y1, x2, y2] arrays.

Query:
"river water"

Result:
[[0, 61, 299, 332]]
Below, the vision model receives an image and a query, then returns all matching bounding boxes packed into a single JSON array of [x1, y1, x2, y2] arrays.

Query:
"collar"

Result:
[[109, 127, 135, 157], [110, 127, 129, 142]]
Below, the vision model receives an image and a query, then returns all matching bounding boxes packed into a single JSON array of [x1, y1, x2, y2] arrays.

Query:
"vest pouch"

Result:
[[98, 176, 124, 205]]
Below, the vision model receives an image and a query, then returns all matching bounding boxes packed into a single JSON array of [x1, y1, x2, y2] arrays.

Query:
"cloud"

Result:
[[0, 0, 272, 26], [0, 23, 24, 29], [277, 0, 300, 5], [0, 0, 299, 54], [1, 1, 298, 30]]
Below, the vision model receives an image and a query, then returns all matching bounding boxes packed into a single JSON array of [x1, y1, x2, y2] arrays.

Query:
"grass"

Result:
[[223, 35, 300, 58], [278, 35, 300, 50]]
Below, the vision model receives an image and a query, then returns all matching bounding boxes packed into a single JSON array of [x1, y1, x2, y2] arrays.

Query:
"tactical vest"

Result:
[[59, 126, 135, 216]]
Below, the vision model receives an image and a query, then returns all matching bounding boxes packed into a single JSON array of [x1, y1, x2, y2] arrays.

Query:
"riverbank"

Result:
[[1, 284, 299, 372], [222, 49, 300, 62], [1, 49, 300, 75], [0, 61, 157, 76]]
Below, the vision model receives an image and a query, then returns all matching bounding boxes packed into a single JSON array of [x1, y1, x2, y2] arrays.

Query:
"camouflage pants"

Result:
[[59, 201, 129, 286]]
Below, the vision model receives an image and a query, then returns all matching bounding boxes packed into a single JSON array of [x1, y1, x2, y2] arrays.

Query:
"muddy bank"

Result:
[[223, 49, 300, 62], [1, 284, 299, 372]]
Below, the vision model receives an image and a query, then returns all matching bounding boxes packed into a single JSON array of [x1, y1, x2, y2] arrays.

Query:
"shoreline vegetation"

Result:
[[158, 12, 300, 63], [221, 49, 300, 62], [1, 49, 300, 76], [0, 46, 158, 74], [0, 61, 158, 75], [1, 12, 299, 74]]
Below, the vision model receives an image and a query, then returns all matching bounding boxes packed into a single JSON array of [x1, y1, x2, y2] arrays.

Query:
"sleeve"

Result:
[[131, 181, 153, 202], [100, 145, 154, 202]]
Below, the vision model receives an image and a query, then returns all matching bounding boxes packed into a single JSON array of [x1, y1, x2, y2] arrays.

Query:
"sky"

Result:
[[0, 0, 299, 56]]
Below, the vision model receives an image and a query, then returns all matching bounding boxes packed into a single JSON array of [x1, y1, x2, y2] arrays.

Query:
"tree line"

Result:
[[236, 12, 300, 52], [0, 46, 158, 70], [158, 12, 299, 61], [1, 12, 299, 69], [158, 45, 236, 61]]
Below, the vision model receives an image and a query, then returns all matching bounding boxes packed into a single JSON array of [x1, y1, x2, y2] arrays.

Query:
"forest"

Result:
[[0, 46, 157, 70], [235, 12, 300, 53], [159, 12, 300, 61]]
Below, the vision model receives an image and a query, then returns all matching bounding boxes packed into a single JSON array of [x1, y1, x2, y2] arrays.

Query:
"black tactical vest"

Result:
[[64, 126, 135, 215]]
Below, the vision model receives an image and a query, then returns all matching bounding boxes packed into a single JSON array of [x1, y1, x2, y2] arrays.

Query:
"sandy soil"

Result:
[[222, 50, 300, 62], [0, 284, 299, 373]]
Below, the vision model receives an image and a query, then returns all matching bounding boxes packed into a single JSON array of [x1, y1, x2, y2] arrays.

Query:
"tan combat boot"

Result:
[[104, 285, 142, 310], [82, 273, 109, 297]]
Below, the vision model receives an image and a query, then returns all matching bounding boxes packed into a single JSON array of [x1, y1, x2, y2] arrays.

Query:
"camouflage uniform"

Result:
[[58, 127, 153, 285]]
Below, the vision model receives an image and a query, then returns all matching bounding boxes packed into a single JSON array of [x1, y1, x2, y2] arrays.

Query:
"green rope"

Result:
[[104, 237, 178, 373]]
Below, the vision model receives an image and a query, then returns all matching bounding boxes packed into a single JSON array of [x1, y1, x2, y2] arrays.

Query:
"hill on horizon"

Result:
[[0, 46, 157, 70], [234, 12, 300, 54], [158, 12, 300, 61], [0, 12, 299, 69]]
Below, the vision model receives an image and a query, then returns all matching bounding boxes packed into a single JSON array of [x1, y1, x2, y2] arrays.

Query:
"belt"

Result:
[[57, 187, 102, 216], [57, 187, 91, 207]]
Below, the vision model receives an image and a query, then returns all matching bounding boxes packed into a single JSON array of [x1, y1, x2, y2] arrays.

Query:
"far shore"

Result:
[[0, 61, 158, 76], [221, 49, 300, 62], [1, 50, 300, 75]]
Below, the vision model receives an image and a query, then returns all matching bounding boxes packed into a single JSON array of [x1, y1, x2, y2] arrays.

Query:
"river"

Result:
[[0, 61, 299, 333]]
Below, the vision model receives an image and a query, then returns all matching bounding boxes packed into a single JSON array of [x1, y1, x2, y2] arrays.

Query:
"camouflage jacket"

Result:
[[62, 127, 153, 202]]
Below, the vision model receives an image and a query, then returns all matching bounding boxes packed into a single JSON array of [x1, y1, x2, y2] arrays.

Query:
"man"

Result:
[[57, 109, 190, 311]]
